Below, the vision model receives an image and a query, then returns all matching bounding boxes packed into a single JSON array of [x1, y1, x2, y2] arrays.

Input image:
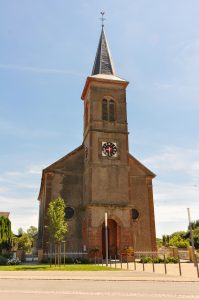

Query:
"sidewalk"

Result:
[[0, 266, 198, 282]]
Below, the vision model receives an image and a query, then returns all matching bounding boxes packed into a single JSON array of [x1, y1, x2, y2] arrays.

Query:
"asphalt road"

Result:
[[0, 279, 199, 300]]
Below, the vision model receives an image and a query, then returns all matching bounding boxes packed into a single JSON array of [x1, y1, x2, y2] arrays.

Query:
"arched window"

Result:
[[102, 99, 108, 121], [109, 100, 115, 122], [102, 98, 116, 122]]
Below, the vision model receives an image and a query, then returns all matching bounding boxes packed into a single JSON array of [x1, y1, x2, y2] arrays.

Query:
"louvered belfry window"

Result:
[[109, 100, 115, 121], [102, 99, 108, 121], [102, 98, 115, 122]]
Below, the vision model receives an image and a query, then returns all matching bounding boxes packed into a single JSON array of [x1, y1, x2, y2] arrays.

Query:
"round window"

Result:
[[65, 207, 74, 220], [132, 209, 139, 220]]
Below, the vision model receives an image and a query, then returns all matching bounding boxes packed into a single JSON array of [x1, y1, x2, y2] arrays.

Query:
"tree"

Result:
[[162, 235, 170, 246], [27, 226, 38, 247], [47, 197, 68, 265], [189, 219, 199, 230], [0, 216, 12, 252], [18, 228, 24, 236], [193, 227, 199, 249], [17, 233, 32, 252], [27, 226, 37, 238], [169, 234, 190, 248], [47, 197, 68, 242]]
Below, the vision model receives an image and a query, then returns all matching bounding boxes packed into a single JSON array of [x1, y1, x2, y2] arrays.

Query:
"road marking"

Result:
[[0, 290, 199, 298]]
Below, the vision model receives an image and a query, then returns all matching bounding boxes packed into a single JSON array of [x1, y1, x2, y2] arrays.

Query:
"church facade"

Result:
[[38, 27, 157, 257]]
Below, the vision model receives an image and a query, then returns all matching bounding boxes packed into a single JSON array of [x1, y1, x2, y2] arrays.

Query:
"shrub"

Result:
[[1, 252, 12, 259], [74, 257, 90, 264], [65, 257, 74, 264], [139, 256, 178, 264], [153, 257, 163, 263], [140, 256, 152, 263], [40, 257, 49, 264], [0, 255, 7, 265], [41, 256, 76, 265], [166, 256, 178, 264], [7, 257, 20, 265]]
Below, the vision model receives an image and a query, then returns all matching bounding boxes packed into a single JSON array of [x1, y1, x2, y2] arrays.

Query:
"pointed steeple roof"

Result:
[[91, 28, 116, 76]]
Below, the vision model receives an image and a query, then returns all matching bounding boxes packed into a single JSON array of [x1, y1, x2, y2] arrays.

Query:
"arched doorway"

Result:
[[102, 219, 118, 258]]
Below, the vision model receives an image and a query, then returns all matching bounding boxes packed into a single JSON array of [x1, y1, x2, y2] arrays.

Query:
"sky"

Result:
[[0, 0, 199, 238]]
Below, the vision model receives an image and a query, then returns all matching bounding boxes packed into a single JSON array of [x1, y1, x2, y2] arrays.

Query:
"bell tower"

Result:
[[81, 27, 129, 206]]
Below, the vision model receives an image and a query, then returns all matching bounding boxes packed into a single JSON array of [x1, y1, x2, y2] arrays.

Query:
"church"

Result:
[[37, 25, 157, 257]]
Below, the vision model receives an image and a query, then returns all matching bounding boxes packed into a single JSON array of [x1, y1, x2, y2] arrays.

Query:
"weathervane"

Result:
[[100, 11, 106, 27]]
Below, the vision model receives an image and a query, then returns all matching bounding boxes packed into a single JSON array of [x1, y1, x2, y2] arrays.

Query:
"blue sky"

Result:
[[0, 0, 199, 237]]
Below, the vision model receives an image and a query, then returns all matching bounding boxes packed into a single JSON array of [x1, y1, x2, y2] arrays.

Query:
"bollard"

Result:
[[121, 255, 123, 269], [164, 254, 167, 274], [110, 256, 112, 267], [142, 257, 145, 271], [196, 256, 199, 278], [102, 257, 103, 267], [134, 259, 136, 270], [178, 255, 182, 276], [152, 255, 155, 272], [115, 255, 117, 269], [54, 244, 57, 267], [94, 255, 96, 265], [50, 243, 52, 267], [127, 255, 129, 270]]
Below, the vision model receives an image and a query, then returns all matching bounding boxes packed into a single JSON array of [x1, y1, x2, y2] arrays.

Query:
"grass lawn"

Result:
[[0, 264, 117, 271]]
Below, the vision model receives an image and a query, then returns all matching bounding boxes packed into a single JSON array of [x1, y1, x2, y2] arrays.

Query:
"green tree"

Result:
[[47, 197, 68, 265], [0, 216, 12, 252], [47, 197, 68, 243], [27, 226, 38, 239], [169, 234, 190, 248], [156, 238, 162, 248], [17, 233, 32, 252], [27, 226, 38, 247], [162, 235, 170, 246], [193, 227, 199, 249], [170, 231, 187, 239]]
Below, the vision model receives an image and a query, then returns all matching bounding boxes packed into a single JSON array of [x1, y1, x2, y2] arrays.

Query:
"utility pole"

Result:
[[187, 208, 198, 268]]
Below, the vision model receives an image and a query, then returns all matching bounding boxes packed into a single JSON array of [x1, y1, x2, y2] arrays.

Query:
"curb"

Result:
[[0, 276, 198, 283]]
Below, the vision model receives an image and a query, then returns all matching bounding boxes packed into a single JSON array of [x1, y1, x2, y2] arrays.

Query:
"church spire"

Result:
[[91, 24, 116, 76]]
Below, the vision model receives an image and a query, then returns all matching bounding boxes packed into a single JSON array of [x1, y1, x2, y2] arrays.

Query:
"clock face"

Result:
[[102, 142, 117, 157]]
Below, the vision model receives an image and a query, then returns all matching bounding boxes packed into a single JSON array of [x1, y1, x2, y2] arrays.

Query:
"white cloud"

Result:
[[0, 64, 84, 76], [0, 164, 41, 233], [143, 145, 199, 179], [176, 38, 199, 65], [27, 164, 45, 175], [142, 145, 199, 237], [153, 82, 174, 91], [0, 193, 39, 234], [0, 119, 63, 138]]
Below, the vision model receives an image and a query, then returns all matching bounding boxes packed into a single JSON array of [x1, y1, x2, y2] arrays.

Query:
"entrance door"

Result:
[[102, 219, 117, 258]]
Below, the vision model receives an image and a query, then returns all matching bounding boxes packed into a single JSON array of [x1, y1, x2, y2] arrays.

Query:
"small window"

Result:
[[102, 99, 108, 121], [132, 209, 139, 220], [109, 100, 115, 122], [65, 207, 75, 220]]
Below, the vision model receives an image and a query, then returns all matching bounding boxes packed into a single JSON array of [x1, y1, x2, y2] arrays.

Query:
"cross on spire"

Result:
[[100, 11, 106, 28]]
